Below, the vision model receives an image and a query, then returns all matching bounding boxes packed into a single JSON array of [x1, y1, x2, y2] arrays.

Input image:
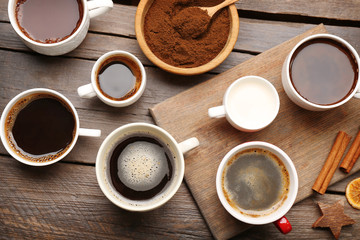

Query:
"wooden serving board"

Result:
[[150, 25, 360, 240]]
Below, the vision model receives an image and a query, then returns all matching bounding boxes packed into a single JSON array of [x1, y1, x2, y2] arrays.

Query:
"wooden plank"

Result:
[[3, 0, 359, 24], [239, 194, 359, 240], [120, 0, 360, 22], [0, 22, 252, 75], [150, 25, 360, 239], [0, 155, 212, 239], [2, 19, 360, 75], [0, 49, 211, 163], [236, 19, 360, 55], [327, 171, 360, 193], [235, 0, 360, 22], [2, 1, 360, 55], [1, 153, 358, 240]]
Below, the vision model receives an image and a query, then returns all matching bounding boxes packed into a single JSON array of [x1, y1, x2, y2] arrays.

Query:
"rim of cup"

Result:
[[224, 76, 280, 131], [284, 33, 360, 110], [91, 50, 147, 107], [0, 88, 80, 166], [95, 122, 185, 211], [8, 0, 88, 47], [216, 141, 298, 225]]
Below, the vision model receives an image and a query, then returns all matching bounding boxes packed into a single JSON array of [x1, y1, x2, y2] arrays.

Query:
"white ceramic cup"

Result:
[[208, 76, 280, 132], [216, 141, 298, 233], [8, 0, 113, 56], [77, 50, 146, 107], [0, 88, 101, 166], [282, 33, 360, 111], [96, 122, 199, 211]]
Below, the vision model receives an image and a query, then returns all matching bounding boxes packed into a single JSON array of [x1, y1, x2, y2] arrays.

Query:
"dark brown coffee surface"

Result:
[[109, 136, 173, 201], [15, 0, 83, 43], [97, 56, 142, 101], [222, 148, 289, 217], [290, 38, 358, 105], [5, 94, 76, 162]]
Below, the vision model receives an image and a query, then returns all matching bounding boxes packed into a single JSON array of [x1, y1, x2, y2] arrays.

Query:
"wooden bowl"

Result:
[[135, 0, 240, 76]]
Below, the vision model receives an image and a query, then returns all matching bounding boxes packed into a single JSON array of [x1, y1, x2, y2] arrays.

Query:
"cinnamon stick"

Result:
[[343, 141, 360, 173], [318, 133, 351, 194], [312, 131, 347, 193], [340, 129, 360, 173]]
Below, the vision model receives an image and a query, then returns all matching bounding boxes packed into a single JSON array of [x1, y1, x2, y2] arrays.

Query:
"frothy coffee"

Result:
[[109, 135, 174, 201], [222, 148, 289, 217]]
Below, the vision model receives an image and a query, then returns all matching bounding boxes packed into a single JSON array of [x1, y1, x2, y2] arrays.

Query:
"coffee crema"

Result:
[[290, 38, 358, 105], [15, 0, 83, 43], [96, 56, 142, 101], [108, 135, 174, 201], [4, 93, 76, 162], [222, 148, 289, 217]]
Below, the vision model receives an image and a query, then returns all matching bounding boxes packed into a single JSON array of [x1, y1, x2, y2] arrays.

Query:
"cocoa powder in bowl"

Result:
[[144, 0, 231, 68]]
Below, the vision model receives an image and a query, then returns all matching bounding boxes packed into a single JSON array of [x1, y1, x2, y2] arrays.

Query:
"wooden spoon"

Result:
[[200, 0, 239, 18], [173, 0, 239, 39]]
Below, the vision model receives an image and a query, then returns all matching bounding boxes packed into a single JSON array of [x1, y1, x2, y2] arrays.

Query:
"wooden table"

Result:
[[1, 0, 360, 239]]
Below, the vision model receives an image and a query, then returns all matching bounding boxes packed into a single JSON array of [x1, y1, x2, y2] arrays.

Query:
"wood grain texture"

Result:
[[0, 155, 211, 240], [4, 0, 359, 24], [327, 170, 360, 193], [235, 0, 360, 21], [0, 21, 251, 75], [1, 0, 360, 239], [236, 194, 359, 240], [0, 49, 210, 163], [2, 2, 360, 56], [1, 154, 359, 240], [150, 25, 360, 239]]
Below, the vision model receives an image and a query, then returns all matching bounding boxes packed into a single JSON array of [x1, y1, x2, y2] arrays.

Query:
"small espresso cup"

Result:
[[208, 76, 280, 132], [0, 88, 101, 166], [8, 0, 113, 56], [282, 33, 360, 111], [96, 122, 199, 211], [216, 141, 298, 234], [77, 50, 146, 107]]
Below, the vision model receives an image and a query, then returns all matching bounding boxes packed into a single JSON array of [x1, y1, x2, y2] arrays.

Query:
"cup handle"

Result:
[[178, 137, 199, 155], [87, 0, 113, 19], [78, 83, 97, 99], [273, 216, 292, 234], [208, 105, 226, 118], [353, 86, 360, 99], [78, 128, 101, 137]]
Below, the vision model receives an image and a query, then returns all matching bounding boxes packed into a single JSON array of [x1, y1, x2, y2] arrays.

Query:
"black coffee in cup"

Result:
[[96, 55, 143, 101], [15, 0, 83, 43], [4, 93, 76, 162], [108, 135, 174, 200], [222, 148, 289, 217], [290, 38, 358, 105]]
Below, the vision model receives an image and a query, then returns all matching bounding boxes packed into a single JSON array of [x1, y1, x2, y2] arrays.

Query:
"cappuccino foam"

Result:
[[109, 135, 173, 200], [117, 141, 170, 191]]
